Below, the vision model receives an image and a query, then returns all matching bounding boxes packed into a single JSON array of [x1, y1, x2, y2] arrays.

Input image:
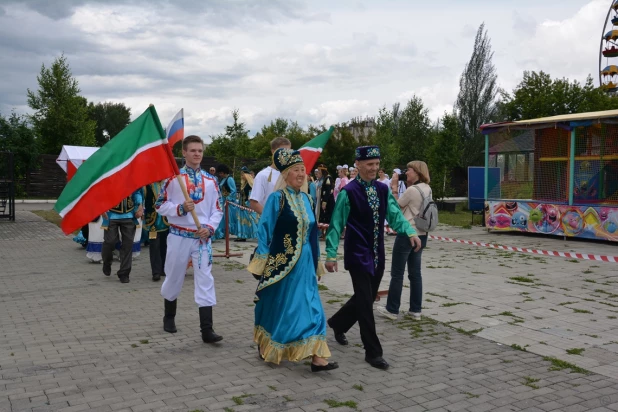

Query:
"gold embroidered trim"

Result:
[[254, 325, 331, 365]]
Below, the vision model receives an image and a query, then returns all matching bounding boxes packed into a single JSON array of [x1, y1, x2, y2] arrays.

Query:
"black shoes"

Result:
[[199, 306, 223, 343], [327, 318, 348, 346], [163, 299, 177, 333], [102, 266, 111, 276], [152, 273, 161, 282], [365, 356, 389, 370], [311, 362, 339, 372], [119, 276, 130, 283]]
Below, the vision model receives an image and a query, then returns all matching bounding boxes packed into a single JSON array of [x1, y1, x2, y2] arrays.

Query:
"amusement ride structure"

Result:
[[600, 0, 618, 92]]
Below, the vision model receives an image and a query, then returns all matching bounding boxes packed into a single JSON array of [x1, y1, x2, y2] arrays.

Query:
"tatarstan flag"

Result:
[[54, 105, 180, 235], [298, 126, 334, 172]]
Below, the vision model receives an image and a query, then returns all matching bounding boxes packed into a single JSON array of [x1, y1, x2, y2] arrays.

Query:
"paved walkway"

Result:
[[1, 212, 617, 412]]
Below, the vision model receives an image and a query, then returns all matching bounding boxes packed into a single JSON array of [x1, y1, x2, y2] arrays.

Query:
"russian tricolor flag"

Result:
[[166, 109, 184, 149]]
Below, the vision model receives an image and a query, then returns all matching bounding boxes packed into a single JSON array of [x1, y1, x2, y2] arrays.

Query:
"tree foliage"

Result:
[[497, 71, 618, 121], [427, 113, 462, 201], [207, 109, 252, 167], [88, 101, 131, 147], [456, 23, 498, 169], [0, 112, 38, 182], [373, 96, 432, 171], [27, 54, 95, 154]]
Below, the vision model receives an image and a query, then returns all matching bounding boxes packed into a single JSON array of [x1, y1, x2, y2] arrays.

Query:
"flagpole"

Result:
[[176, 175, 203, 229]]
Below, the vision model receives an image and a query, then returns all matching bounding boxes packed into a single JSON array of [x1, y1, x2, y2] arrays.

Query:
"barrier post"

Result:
[[213, 201, 243, 258]]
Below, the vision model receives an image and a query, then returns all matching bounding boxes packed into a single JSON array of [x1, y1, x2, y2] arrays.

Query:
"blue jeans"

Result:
[[385, 234, 428, 314]]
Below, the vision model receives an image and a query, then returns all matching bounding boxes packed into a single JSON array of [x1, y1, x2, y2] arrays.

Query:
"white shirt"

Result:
[[250, 166, 280, 206]]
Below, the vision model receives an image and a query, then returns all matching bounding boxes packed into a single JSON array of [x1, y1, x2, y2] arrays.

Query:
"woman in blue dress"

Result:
[[247, 148, 338, 372]]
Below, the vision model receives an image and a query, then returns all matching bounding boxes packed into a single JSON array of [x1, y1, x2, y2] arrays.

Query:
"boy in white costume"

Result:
[[155, 135, 224, 343]]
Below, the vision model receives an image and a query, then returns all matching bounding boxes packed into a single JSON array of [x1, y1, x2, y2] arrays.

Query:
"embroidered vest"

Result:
[[342, 179, 388, 275], [110, 196, 135, 214], [256, 190, 318, 292]]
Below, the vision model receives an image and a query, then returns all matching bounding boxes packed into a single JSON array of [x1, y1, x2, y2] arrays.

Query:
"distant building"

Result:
[[336, 116, 376, 141]]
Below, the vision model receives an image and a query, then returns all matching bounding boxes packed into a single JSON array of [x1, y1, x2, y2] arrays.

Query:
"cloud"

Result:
[[0, 0, 610, 142]]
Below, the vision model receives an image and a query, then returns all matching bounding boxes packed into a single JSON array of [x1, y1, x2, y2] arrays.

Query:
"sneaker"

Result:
[[405, 311, 421, 321], [376, 305, 398, 320]]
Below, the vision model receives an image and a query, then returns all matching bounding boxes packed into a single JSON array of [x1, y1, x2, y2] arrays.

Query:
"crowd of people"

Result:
[[76, 134, 434, 373]]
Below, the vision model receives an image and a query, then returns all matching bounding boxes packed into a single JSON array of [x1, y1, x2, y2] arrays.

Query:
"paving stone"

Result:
[[1, 213, 618, 412]]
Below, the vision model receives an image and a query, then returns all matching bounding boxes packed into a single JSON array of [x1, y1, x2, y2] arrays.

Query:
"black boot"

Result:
[[163, 299, 177, 333], [199, 306, 222, 343]]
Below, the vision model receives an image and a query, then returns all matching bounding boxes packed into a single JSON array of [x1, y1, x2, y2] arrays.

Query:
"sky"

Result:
[[0, 0, 612, 142]]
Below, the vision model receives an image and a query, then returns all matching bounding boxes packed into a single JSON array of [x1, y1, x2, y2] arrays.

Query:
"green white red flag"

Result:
[[54, 106, 180, 235], [298, 126, 334, 172]]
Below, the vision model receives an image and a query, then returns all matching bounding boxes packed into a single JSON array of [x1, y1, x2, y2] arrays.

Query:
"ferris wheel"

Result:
[[600, 0, 618, 92]]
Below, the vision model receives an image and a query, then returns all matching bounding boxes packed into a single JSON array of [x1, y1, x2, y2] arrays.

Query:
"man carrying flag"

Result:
[[155, 135, 224, 343]]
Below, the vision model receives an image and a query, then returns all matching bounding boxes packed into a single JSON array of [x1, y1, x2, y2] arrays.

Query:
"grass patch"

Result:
[[426, 292, 449, 299], [502, 359, 513, 363], [566, 348, 585, 355], [267, 385, 277, 391], [130, 344, 138, 348], [558, 301, 578, 306], [231, 394, 253, 405], [139, 339, 149, 344], [283, 395, 293, 402], [318, 284, 329, 291], [454, 327, 483, 336], [570, 308, 593, 314], [462, 392, 479, 398], [509, 276, 535, 283], [326, 299, 342, 304], [223, 409, 233, 412], [523, 376, 540, 389], [583, 279, 597, 283], [544, 356, 592, 375], [441, 302, 465, 307], [323, 399, 358, 409], [352, 384, 363, 391], [567, 259, 579, 263], [235, 279, 244, 284], [608, 316, 617, 319], [511, 344, 527, 352]]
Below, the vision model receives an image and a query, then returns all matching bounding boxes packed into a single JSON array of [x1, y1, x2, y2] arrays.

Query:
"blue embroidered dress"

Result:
[[215, 175, 237, 239], [247, 187, 329, 364]]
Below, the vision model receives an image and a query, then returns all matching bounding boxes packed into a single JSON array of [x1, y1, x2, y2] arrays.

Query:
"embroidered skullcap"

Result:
[[317, 163, 328, 171], [240, 166, 250, 173], [355, 145, 380, 161], [273, 148, 304, 172]]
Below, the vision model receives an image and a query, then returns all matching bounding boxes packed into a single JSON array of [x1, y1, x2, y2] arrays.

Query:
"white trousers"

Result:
[[161, 234, 216, 307]]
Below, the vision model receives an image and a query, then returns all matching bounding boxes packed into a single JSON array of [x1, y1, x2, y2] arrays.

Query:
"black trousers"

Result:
[[328, 268, 384, 358], [102, 219, 136, 277], [149, 230, 168, 276]]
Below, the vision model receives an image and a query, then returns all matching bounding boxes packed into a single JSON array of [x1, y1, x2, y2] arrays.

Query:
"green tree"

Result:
[[497, 71, 618, 121], [456, 23, 498, 169], [0, 112, 39, 195], [207, 109, 252, 169], [373, 97, 432, 171], [27, 54, 95, 154], [427, 113, 462, 201], [88, 102, 131, 147]]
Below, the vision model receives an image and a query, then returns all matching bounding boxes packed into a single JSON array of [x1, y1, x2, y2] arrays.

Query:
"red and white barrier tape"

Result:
[[428, 235, 618, 263], [320, 224, 618, 263]]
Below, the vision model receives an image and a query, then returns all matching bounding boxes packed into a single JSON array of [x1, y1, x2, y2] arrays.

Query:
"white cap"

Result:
[[393, 168, 401, 174], [336, 165, 342, 170], [342, 164, 348, 169]]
